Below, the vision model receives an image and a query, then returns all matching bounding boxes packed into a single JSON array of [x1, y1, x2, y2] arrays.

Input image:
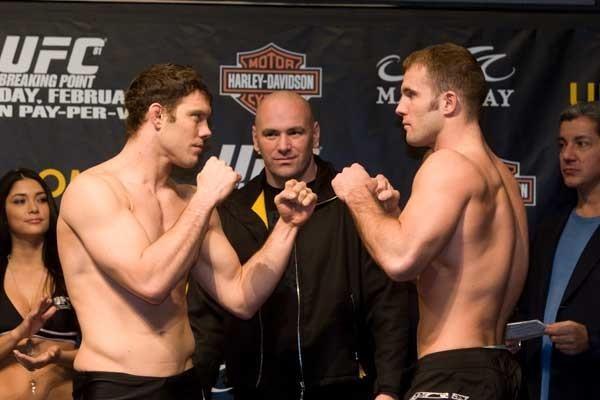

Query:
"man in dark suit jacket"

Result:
[[518, 101, 600, 400]]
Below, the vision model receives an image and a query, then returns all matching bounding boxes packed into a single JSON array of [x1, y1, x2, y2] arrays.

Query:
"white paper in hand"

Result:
[[505, 320, 546, 341]]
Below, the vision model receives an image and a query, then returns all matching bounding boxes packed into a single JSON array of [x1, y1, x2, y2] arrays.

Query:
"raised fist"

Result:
[[331, 163, 372, 203], [274, 180, 317, 227], [196, 157, 240, 205], [373, 174, 401, 217]]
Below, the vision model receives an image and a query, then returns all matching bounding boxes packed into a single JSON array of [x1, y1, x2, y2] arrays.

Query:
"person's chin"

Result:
[[561, 173, 579, 187], [406, 137, 424, 147], [18, 230, 47, 239], [274, 164, 301, 177], [175, 155, 200, 169], [268, 171, 300, 185]]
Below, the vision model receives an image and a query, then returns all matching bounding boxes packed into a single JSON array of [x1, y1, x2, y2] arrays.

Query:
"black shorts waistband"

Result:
[[75, 367, 195, 382], [417, 347, 514, 370], [73, 368, 200, 400]]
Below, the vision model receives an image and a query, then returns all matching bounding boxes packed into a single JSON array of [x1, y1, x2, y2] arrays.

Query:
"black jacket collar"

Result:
[[225, 155, 337, 209], [218, 155, 339, 232]]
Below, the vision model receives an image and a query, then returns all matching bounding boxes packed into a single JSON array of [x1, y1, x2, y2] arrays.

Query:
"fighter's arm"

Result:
[[334, 151, 476, 281], [191, 180, 316, 319], [60, 173, 218, 304]]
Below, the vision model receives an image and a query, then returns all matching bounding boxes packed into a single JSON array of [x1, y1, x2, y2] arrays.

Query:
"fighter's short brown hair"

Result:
[[403, 43, 486, 121], [124, 63, 212, 138]]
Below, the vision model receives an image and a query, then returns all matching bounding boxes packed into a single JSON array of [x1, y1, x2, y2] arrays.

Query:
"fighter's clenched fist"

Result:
[[196, 156, 241, 205], [372, 174, 401, 218], [275, 179, 317, 227], [331, 163, 372, 203], [332, 165, 400, 217]]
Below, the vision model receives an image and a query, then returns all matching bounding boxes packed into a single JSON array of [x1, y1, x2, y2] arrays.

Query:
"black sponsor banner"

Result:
[[1, 2, 598, 398], [1, 3, 597, 222]]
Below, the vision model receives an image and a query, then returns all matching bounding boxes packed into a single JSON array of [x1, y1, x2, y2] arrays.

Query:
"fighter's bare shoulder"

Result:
[[413, 149, 486, 197], [60, 167, 130, 225]]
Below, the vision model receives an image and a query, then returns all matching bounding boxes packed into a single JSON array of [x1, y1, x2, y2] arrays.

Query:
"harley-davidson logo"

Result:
[[220, 43, 322, 114], [502, 159, 537, 206]]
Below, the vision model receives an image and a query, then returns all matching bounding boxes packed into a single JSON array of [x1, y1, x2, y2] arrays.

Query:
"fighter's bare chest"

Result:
[[127, 190, 188, 241]]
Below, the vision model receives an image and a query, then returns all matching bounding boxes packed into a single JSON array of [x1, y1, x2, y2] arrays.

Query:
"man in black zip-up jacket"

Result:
[[188, 91, 412, 400]]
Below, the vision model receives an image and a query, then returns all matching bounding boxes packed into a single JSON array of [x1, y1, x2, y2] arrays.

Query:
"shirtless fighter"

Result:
[[57, 64, 316, 399], [332, 43, 528, 400]]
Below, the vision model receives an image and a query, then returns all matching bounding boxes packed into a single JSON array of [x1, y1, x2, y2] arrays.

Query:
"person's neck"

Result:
[[8, 236, 45, 270], [117, 133, 173, 191], [575, 183, 600, 217], [434, 119, 483, 152]]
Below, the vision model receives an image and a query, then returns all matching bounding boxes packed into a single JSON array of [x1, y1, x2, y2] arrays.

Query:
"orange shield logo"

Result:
[[220, 43, 322, 114]]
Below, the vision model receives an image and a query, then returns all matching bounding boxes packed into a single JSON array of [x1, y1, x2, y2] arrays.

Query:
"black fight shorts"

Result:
[[404, 347, 521, 400], [72, 368, 204, 400]]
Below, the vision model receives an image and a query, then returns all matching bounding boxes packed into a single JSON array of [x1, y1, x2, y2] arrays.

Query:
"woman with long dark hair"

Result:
[[0, 168, 79, 399]]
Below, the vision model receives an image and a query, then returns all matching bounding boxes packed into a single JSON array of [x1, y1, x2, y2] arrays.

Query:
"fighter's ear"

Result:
[[441, 90, 459, 116], [148, 103, 163, 130]]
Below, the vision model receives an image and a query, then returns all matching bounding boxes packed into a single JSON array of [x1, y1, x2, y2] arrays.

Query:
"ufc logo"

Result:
[[0, 36, 105, 74]]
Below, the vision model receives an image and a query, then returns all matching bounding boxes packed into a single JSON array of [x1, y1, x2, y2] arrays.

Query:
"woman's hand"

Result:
[[10, 297, 56, 342], [14, 345, 61, 371]]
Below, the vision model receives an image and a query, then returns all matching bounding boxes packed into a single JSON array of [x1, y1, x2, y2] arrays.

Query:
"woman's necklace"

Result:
[[7, 255, 48, 395]]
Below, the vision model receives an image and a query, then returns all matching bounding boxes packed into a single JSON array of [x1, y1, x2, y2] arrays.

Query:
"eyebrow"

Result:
[[189, 110, 210, 116], [10, 191, 47, 197], [261, 127, 306, 134], [559, 134, 595, 141]]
